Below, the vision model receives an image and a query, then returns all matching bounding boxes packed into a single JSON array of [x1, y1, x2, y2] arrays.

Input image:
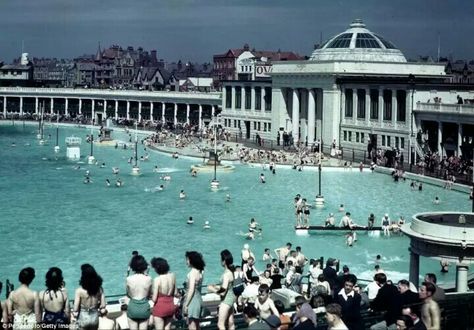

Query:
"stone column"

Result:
[[65, 98, 69, 116], [103, 100, 107, 117], [365, 88, 370, 123], [35, 97, 39, 115], [378, 88, 384, 122], [91, 99, 95, 123], [161, 103, 165, 123], [307, 89, 316, 144], [138, 102, 142, 122], [222, 86, 227, 110], [456, 262, 469, 293], [392, 89, 398, 125], [19, 97, 23, 115], [242, 86, 247, 110], [173, 103, 178, 125], [3, 96, 7, 116], [316, 89, 323, 141], [150, 102, 154, 121], [251, 87, 256, 111], [231, 86, 236, 110], [114, 100, 118, 120], [261, 87, 266, 111], [50, 98, 54, 114], [292, 89, 300, 144], [353, 88, 358, 119], [211, 105, 215, 117], [409, 249, 420, 288], [457, 124, 462, 157], [78, 99, 82, 115], [126, 101, 130, 120], [198, 104, 203, 129], [186, 104, 190, 124], [438, 121, 443, 154]]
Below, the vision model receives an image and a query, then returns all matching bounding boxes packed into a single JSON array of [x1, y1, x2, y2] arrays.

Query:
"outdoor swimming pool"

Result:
[[0, 122, 471, 296]]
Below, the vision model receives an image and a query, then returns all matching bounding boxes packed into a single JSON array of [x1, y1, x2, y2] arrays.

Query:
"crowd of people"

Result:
[[0, 244, 447, 330]]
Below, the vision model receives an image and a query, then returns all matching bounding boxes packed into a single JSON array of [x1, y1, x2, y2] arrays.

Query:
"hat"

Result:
[[343, 265, 349, 271], [265, 315, 281, 328], [243, 244, 249, 250], [384, 213, 389, 217], [329, 213, 334, 216]]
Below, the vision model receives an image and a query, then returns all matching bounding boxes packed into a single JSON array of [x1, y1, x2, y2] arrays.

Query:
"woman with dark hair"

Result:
[[151, 257, 176, 330], [6, 267, 41, 330], [208, 249, 236, 330], [183, 251, 205, 330], [73, 264, 105, 330], [126, 255, 152, 330], [39, 267, 70, 326]]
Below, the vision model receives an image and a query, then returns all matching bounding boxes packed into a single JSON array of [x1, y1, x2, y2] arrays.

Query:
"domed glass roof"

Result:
[[310, 19, 406, 62]]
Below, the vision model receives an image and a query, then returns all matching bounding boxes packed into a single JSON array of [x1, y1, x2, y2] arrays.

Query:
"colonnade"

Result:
[[1, 96, 217, 129]]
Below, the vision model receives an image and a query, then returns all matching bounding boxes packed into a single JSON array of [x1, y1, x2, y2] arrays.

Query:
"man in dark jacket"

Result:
[[370, 273, 402, 329], [397, 279, 420, 307], [335, 275, 363, 330], [323, 258, 338, 295]]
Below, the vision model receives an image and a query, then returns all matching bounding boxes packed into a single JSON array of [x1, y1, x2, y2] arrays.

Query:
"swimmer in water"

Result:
[[100, 163, 106, 168], [85, 170, 90, 177], [179, 190, 186, 199], [106, 179, 111, 187], [187, 216, 194, 225], [226, 194, 231, 202], [83, 176, 92, 184], [161, 175, 171, 181], [339, 204, 345, 212], [433, 196, 440, 205], [346, 232, 354, 247], [153, 166, 159, 173], [157, 185, 164, 191], [191, 169, 197, 177], [116, 178, 123, 187], [260, 173, 266, 183], [11, 142, 16, 147], [203, 221, 211, 229]]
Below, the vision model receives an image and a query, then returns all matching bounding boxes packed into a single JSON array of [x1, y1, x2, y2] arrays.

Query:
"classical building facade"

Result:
[[268, 19, 474, 162]]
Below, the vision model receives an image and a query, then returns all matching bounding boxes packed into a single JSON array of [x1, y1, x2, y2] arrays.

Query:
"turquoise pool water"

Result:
[[0, 122, 471, 296]]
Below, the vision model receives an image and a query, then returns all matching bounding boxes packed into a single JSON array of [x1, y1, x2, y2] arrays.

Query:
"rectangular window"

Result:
[[238, 120, 241, 129], [345, 89, 353, 117], [255, 87, 262, 110], [225, 87, 232, 108], [383, 90, 392, 121], [268, 123, 271, 132], [387, 136, 391, 147], [396, 90, 406, 122], [370, 89, 378, 119], [235, 87, 242, 109], [348, 131, 352, 142], [395, 136, 399, 148], [344, 131, 347, 141], [382, 135, 386, 146], [257, 122, 261, 131], [264, 87, 272, 111], [401, 137, 405, 149], [233, 120, 237, 128], [356, 132, 360, 143], [264, 123, 267, 131], [357, 89, 366, 119], [254, 121, 257, 130], [361, 133, 365, 144], [245, 87, 251, 110]]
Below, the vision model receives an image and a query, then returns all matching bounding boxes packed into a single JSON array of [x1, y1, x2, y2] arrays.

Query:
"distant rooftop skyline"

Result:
[[0, 0, 473, 63]]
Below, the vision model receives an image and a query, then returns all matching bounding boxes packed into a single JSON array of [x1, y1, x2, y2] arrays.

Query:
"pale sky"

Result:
[[0, 0, 473, 63]]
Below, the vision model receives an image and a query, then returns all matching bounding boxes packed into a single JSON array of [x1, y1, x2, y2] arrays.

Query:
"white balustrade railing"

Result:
[[415, 102, 474, 115]]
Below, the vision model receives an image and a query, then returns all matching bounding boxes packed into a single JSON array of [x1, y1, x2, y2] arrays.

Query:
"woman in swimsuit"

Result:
[[126, 255, 152, 330], [6, 267, 41, 330], [151, 258, 176, 330], [183, 251, 205, 330], [208, 250, 235, 330], [73, 264, 106, 330], [39, 267, 70, 327]]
